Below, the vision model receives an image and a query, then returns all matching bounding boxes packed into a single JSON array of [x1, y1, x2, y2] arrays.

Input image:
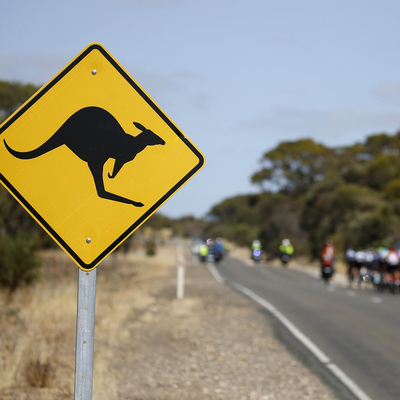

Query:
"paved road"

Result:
[[214, 256, 400, 400]]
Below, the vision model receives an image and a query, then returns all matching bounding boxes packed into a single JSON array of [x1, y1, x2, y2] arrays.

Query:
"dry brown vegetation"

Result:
[[0, 244, 177, 400], [0, 250, 81, 399], [0, 242, 340, 400]]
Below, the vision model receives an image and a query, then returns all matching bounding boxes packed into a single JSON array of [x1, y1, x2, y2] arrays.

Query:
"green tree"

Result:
[[0, 80, 39, 123], [205, 195, 260, 246], [384, 177, 400, 200], [0, 232, 41, 292], [300, 178, 393, 257], [251, 139, 332, 196], [364, 132, 400, 156], [364, 154, 400, 191], [256, 193, 307, 257]]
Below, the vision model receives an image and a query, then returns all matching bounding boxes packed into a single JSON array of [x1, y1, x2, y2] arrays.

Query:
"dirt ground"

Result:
[[0, 243, 341, 400]]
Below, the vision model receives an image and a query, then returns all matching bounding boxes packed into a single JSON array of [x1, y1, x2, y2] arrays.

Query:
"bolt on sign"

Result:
[[0, 43, 205, 271]]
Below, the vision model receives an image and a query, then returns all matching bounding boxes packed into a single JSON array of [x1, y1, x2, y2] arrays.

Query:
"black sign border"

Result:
[[0, 43, 205, 271]]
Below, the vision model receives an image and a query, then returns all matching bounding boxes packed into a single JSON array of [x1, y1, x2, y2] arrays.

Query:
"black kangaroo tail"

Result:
[[4, 134, 63, 160]]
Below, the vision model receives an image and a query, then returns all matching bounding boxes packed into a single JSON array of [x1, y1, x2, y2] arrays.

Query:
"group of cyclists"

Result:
[[251, 238, 295, 266], [250, 237, 400, 292], [345, 245, 400, 292], [278, 239, 336, 280], [196, 235, 400, 292]]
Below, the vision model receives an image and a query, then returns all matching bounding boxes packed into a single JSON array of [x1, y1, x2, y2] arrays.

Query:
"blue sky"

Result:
[[2, 0, 400, 218]]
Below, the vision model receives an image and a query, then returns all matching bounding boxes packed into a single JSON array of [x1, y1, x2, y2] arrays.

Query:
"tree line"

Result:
[[206, 134, 400, 259]]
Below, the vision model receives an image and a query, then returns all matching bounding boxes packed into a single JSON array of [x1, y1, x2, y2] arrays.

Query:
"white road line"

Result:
[[205, 263, 225, 284], [230, 282, 331, 365], [205, 265, 373, 400], [326, 364, 373, 400]]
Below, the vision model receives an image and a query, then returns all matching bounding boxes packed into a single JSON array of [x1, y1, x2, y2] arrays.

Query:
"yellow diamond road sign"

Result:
[[0, 43, 205, 271]]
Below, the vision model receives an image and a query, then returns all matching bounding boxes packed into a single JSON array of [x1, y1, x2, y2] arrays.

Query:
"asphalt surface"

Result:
[[214, 256, 400, 400]]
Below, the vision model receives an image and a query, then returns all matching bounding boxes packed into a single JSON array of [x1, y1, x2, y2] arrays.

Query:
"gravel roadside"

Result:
[[93, 245, 342, 400]]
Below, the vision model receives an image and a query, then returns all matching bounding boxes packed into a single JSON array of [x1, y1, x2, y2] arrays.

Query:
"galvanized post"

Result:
[[74, 267, 97, 400]]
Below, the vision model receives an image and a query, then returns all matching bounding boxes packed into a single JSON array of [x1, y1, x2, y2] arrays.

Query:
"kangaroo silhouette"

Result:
[[3, 106, 166, 207]]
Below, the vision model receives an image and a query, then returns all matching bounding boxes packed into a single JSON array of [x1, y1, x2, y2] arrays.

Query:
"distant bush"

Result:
[[0, 232, 41, 292], [144, 238, 156, 256]]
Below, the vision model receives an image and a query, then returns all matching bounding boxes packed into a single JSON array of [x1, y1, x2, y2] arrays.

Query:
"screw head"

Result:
[[91, 69, 97, 75], [86, 238, 91, 244]]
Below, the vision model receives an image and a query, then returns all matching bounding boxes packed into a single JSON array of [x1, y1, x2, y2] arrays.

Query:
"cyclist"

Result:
[[385, 246, 400, 291], [214, 237, 224, 262], [251, 240, 262, 261], [279, 239, 294, 266], [198, 240, 209, 262], [345, 247, 356, 285], [321, 240, 335, 279]]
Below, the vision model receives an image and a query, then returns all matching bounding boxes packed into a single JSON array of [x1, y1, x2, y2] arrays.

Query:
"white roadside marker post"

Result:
[[74, 268, 97, 400], [177, 250, 186, 299]]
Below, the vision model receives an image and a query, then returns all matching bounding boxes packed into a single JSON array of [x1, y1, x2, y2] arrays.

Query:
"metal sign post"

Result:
[[74, 268, 97, 400]]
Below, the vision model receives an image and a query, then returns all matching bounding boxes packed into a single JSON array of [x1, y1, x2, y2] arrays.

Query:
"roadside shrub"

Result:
[[144, 238, 156, 256], [0, 232, 41, 292], [24, 359, 52, 388]]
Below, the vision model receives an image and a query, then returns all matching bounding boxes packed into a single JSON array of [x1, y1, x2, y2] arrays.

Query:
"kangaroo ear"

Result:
[[133, 122, 146, 131]]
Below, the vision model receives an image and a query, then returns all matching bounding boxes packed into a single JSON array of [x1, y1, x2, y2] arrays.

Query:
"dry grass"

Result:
[[0, 242, 178, 400], [0, 251, 77, 399]]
